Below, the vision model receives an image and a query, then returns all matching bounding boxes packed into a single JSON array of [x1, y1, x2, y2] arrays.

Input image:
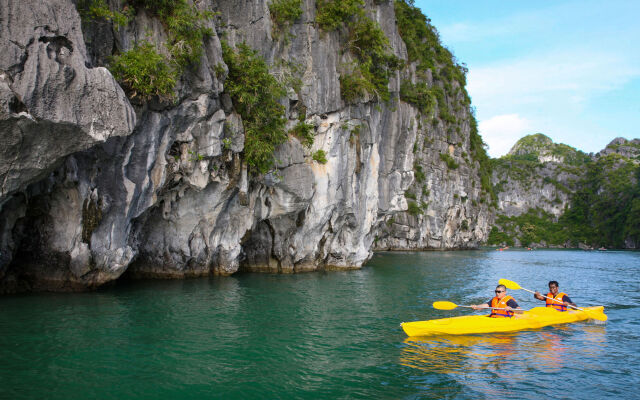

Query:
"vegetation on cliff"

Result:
[[561, 153, 640, 247], [394, 0, 467, 92], [506, 133, 591, 166], [491, 134, 588, 193], [488, 208, 570, 247], [317, 0, 401, 103], [269, 0, 303, 31], [394, 0, 494, 204], [490, 137, 640, 248], [221, 42, 288, 174], [77, 0, 214, 100]]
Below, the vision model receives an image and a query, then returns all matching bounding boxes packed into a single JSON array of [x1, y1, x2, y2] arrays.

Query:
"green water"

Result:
[[1, 250, 639, 399]]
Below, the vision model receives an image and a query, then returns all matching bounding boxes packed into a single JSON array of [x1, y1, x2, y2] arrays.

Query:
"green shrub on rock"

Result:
[[313, 150, 328, 164], [269, 0, 303, 28], [439, 153, 459, 170], [315, 0, 364, 31], [77, 0, 133, 26], [316, 0, 399, 103], [407, 201, 422, 216], [110, 42, 176, 100], [340, 65, 377, 104], [400, 80, 435, 114], [290, 120, 315, 148], [81, 0, 214, 102], [222, 42, 288, 174]]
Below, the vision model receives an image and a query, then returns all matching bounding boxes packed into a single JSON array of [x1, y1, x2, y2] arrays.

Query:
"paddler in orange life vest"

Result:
[[534, 280, 576, 311], [471, 284, 523, 317]]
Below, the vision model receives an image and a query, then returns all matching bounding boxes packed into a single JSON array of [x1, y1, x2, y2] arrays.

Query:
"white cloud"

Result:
[[467, 49, 640, 116], [478, 114, 532, 157], [439, 16, 537, 44]]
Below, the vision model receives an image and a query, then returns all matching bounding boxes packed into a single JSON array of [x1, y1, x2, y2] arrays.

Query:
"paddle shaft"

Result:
[[458, 305, 514, 310]]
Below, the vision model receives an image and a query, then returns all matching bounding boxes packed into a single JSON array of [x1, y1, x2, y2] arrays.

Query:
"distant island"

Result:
[[489, 134, 640, 249]]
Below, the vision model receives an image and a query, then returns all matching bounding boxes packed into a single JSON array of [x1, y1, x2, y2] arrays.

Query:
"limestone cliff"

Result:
[[491, 134, 589, 220], [489, 134, 640, 249], [0, 0, 490, 292]]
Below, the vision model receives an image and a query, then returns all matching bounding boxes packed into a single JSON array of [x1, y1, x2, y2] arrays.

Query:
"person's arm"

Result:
[[471, 301, 491, 310], [506, 299, 524, 314], [533, 291, 546, 301], [563, 295, 577, 309]]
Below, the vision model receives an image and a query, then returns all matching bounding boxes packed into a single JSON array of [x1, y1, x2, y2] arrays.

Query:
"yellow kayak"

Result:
[[401, 306, 606, 336]]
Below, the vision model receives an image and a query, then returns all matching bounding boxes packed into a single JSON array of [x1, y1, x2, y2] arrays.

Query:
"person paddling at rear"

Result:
[[471, 284, 523, 317], [534, 281, 576, 311]]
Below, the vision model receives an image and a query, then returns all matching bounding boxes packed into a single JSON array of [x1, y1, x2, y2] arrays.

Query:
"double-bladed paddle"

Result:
[[432, 301, 516, 311], [498, 278, 607, 321]]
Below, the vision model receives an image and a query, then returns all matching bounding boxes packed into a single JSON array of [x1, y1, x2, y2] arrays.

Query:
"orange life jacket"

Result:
[[546, 292, 568, 311], [490, 295, 515, 318]]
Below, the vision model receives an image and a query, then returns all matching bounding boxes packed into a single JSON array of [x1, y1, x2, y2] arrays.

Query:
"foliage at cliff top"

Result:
[[506, 133, 591, 166], [221, 42, 288, 174], [491, 134, 592, 194], [317, 0, 401, 103], [600, 138, 640, 160], [78, 0, 214, 101], [394, 0, 468, 96], [394, 0, 493, 202]]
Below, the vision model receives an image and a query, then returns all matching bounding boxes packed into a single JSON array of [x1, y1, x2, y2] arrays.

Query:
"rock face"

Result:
[[0, 0, 490, 292], [489, 135, 640, 249], [597, 137, 640, 159], [491, 134, 588, 219], [0, 0, 136, 289]]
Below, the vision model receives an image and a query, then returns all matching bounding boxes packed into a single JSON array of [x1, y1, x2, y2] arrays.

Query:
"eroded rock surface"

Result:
[[0, 0, 491, 292]]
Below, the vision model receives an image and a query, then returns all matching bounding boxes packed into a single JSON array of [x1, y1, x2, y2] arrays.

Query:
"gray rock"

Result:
[[0, 0, 135, 203], [0, 0, 497, 291]]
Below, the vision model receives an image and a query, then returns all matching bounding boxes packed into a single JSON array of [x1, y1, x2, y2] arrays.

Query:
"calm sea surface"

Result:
[[1, 249, 639, 399]]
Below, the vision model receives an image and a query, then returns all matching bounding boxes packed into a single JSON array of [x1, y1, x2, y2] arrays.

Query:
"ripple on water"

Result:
[[1, 250, 639, 399]]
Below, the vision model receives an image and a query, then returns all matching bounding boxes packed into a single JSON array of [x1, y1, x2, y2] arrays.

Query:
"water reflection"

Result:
[[400, 323, 606, 379], [401, 324, 608, 398], [401, 334, 518, 374]]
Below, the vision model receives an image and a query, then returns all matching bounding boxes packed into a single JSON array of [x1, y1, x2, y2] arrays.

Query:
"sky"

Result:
[[414, 0, 640, 157]]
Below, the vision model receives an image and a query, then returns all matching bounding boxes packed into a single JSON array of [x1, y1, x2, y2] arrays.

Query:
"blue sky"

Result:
[[414, 0, 640, 157]]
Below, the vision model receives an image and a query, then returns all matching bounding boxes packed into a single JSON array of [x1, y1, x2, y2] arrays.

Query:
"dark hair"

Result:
[[548, 281, 559, 287], [495, 284, 506, 291]]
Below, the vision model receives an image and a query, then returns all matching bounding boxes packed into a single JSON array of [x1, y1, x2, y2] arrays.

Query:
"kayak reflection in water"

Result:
[[471, 284, 523, 317], [534, 280, 577, 312]]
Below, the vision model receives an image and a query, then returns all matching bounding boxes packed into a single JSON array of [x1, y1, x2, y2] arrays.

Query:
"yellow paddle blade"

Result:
[[499, 278, 521, 290], [432, 301, 458, 310]]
